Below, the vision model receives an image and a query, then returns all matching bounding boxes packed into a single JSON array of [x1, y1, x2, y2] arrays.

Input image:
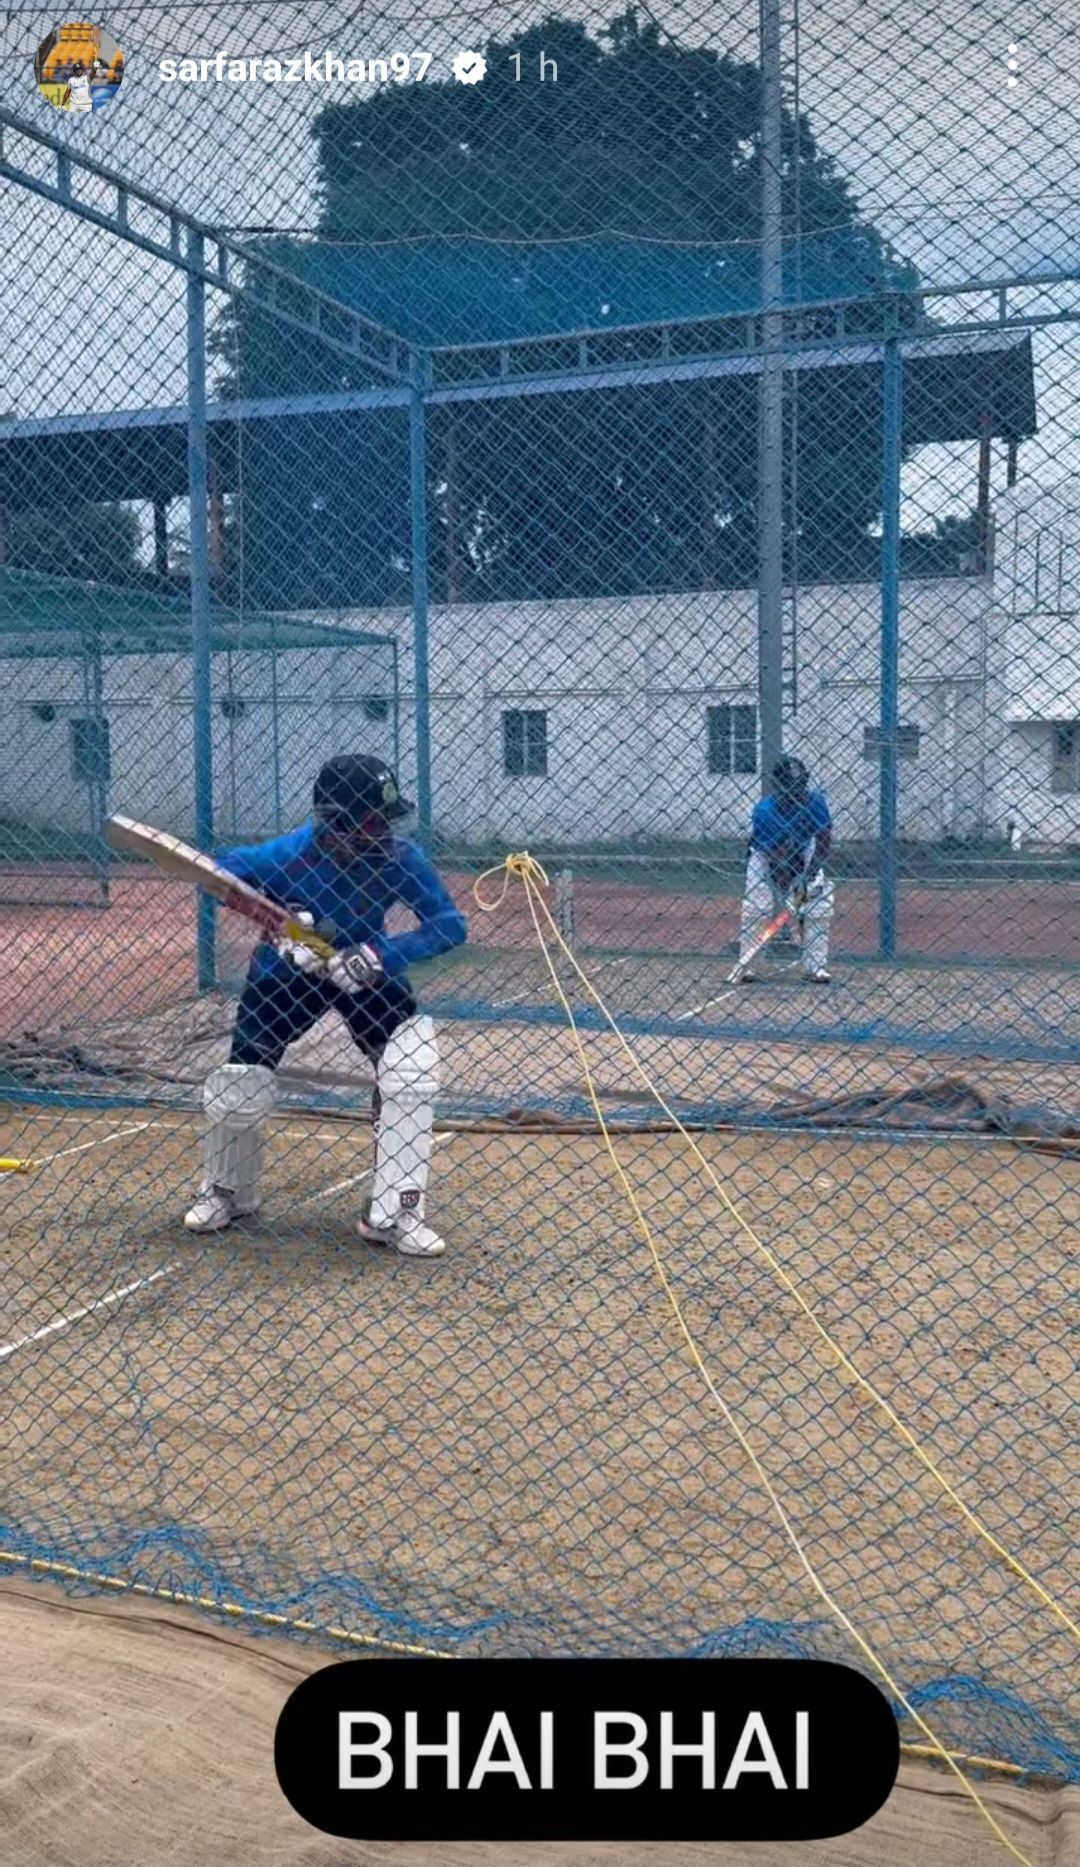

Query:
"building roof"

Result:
[[0, 324, 1037, 516], [0, 567, 391, 658], [242, 233, 914, 350]]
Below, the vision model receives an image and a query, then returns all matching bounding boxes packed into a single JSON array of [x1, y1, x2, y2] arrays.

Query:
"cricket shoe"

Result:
[[804, 968, 832, 985], [737, 968, 760, 984], [183, 1185, 257, 1233], [357, 1199, 446, 1258]]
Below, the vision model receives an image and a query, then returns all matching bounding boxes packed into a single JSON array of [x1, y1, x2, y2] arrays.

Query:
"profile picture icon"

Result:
[[35, 21, 125, 112]]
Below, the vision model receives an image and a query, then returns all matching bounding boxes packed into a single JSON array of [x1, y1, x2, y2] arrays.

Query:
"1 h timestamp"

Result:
[[508, 50, 559, 81]]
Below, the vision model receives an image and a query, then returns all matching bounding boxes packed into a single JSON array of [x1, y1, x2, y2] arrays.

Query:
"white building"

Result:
[[2, 486, 1078, 850], [311, 484, 1080, 850], [0, 585, 397, 845], [994, 486, 1080, 845]]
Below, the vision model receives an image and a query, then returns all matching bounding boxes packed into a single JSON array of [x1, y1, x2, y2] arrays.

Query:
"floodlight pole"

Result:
[[188, 230, 217, 992], [757, 0, 786, 785]]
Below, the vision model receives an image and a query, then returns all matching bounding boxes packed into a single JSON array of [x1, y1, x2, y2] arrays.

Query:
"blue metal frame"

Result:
[[75, 613, 111, 906], [187, 232, 217, 992], [391, 637, 402, 792], [3, 99, 1065, 971], [269, 621, 284, 836], [427, 268, 1080, 388], [0, 326, 1032, 444], [0, 109, 406, 382], [409, 353, 434, 853], [878, 333, 903, 960]]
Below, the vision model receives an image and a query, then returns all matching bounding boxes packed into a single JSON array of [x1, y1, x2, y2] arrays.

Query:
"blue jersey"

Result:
[[750, 789, 832, 863], [218, 823, 467, 984]]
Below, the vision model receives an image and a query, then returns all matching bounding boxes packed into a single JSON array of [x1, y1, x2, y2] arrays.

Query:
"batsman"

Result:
[[184, 754, 467, 1256], [738, 755, 834, 983]]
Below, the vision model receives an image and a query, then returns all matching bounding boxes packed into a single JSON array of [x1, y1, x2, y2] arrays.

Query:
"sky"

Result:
[[1, 0, 1078, 537]]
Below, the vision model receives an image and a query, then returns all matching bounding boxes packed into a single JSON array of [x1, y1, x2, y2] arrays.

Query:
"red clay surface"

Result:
[[1, 866, 1078, 1041], [462, 869, 1080, 963]]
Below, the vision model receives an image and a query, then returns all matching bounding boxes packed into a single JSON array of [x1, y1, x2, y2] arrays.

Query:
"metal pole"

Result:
[[879, 333, 903, 959], [78, 612, 109, 905], [409, 351, 433, 852], [152, 498, 169, 578], [757, 0, 786, 783], [787, 0, 802, 718], [269, 624, 283, 834], [188, 230, 216, 990], [89, 619, 109, 904], [391, 635, 401, 782], [225, 649, 239, 838]]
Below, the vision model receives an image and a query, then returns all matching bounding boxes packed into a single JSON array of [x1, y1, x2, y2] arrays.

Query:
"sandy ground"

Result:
[[2, 1582, 1078, 1867], [2, 1100, 1076, 1775]]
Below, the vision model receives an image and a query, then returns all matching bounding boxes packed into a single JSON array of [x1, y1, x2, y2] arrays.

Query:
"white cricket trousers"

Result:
[[738, 849, 834, 973]]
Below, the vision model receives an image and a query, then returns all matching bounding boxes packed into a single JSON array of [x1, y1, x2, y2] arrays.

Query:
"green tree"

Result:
[[218, 8, 924, 607], [5, 502, 142, 583]]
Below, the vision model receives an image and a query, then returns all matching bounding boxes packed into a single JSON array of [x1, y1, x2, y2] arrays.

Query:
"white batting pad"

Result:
[[370, 1015, 440, 1229], [201, 1062, 278, 1207], [801, 878, 835, 973]]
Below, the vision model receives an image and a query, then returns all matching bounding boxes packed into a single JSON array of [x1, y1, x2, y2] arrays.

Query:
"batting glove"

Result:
[[275, 910, 325, 974], [786, 871, 825, 916], [327, 943, 385, 994]]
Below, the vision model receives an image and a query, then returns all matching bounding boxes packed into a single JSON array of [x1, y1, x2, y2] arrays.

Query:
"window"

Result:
[[862, 724, 921, 761], [707, 704, 758, 775], [70, 716, 110, 784], [503, 709, 548, 778], [1051, 722, 1080, 794]]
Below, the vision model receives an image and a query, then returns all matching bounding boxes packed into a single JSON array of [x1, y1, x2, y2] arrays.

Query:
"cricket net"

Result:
[[1, 1, 1078, 1834]]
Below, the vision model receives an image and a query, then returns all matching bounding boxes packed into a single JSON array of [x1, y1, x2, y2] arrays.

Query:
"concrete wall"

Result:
[[0, 641, 396, 841], [315, 579, 1007, 845]]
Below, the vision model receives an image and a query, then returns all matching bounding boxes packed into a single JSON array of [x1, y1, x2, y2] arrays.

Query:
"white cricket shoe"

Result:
[[357, 1201, 446, 1258], [737, 968, 760, 984], [804, 967, 832, 985], [183, 1185, 256, 1233]]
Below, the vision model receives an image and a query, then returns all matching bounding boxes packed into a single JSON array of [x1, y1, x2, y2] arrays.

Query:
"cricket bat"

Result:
[[726, 901, 796, 984], [105, 815, 337, 961]]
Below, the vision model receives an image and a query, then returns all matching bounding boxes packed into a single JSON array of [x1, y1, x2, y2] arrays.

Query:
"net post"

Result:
[[409, 349, 433, 854], [187, 229, 216, 991], [88, 613, 109, 905], [878, 328, 903, 960], [756, 0, 786, 783], [555, 868, 576, 947]]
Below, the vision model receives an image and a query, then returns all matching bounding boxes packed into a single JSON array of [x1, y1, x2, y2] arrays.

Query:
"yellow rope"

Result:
[[472, 852, 1062, 1865], [476, 855, 1079, 1647], [0, 854, 1062, 1863], [898, 1742, 1026, 1778]]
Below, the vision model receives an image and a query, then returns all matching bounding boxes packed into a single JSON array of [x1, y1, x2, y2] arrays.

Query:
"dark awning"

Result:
[[0, 325, 1036, 516]]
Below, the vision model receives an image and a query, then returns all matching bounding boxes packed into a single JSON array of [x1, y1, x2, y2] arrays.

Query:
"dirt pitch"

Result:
[[2, 1096, 1076, 1776]]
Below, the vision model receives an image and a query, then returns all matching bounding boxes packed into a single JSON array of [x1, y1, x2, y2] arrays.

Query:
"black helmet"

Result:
[[313, 754, 412, 826], [772, 755, 810, 800]]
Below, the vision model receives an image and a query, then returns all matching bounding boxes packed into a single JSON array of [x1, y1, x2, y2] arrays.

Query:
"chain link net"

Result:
[[1, 0, 1077, 1800]]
